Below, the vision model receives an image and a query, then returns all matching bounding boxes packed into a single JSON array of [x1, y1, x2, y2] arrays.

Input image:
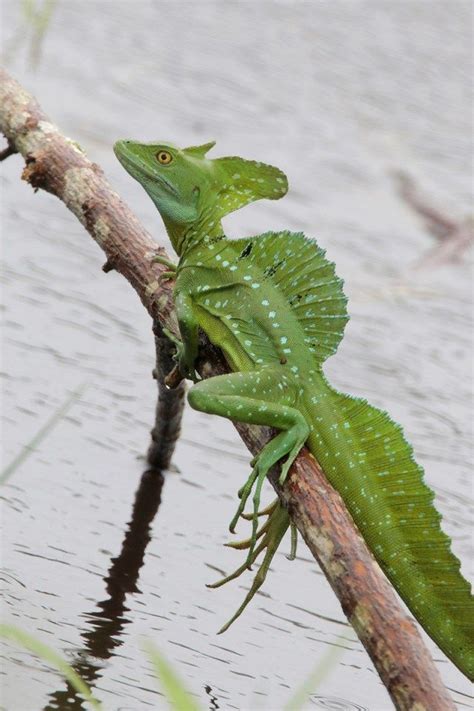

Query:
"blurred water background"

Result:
[[1, 1, 472, 709]]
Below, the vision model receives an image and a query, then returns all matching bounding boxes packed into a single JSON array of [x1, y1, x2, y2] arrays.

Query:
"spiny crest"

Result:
[[319, 382, 474, 678], [236, 231, 349, 363]]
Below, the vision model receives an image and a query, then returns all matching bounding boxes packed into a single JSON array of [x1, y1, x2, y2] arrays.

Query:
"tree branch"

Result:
[[0, 67, 455, 710]]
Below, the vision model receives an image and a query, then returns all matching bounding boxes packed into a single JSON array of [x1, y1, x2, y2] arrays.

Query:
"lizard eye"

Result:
[[156, 150, 173, 165]]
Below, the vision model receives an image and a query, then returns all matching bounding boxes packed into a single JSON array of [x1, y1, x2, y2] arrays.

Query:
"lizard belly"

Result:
[[193, 284, 295, 373], [193, 303, 255, 373]]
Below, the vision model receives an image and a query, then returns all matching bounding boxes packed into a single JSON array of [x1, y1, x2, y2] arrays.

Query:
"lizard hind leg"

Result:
[[188, 367, 309, 619], [238, 424, 307, 566], [188, 367, 308, 543]]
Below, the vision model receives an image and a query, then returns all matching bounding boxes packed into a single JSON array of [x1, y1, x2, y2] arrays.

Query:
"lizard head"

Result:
[[114, 139, 211, 228], [114, 139, 288, 253]]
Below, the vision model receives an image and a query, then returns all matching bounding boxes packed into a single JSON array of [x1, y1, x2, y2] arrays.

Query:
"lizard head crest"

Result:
[[182, 141, 216, 158], [114, 139, 288, 252]]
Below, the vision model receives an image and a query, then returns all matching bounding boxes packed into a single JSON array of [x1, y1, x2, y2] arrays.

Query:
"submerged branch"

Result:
[[393, 170, 473, 268], [0, 67, 455, 711], [147, 322, 187, 470]]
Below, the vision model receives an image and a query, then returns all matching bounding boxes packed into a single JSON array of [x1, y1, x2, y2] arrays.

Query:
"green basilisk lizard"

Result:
[[114, 139, 473, 679]]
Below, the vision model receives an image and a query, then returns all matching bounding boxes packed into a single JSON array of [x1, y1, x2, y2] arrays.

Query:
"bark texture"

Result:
[[0, 67, 456, 710]]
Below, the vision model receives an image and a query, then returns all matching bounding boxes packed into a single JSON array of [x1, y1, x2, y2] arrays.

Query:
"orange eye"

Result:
[[156, 150, 173, 165]]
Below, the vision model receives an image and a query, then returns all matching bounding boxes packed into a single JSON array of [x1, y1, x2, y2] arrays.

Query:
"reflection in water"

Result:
[[44, 467, 165, 710], [205, 684, 220, 710], [310, 695, 368, 711]]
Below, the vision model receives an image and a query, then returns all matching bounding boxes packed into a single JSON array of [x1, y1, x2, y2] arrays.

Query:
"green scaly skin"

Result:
[[114, 139, 473, 678]]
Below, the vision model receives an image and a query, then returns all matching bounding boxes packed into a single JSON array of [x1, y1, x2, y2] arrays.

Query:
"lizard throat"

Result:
[[176, 218, 225, 258]]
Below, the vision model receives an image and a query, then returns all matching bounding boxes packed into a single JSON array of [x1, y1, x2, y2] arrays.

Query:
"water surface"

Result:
[[1, 2, 472, 709]]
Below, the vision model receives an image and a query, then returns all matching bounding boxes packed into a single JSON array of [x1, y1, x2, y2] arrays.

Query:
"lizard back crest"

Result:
[[234, 231, 349, 363]]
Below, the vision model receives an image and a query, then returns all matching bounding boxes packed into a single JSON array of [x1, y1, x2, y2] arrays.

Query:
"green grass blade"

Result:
[[284, 643, 344, 711], [144, 641, 203, 711], [0, 382, 87, 485], [0, 624, 101, 709]]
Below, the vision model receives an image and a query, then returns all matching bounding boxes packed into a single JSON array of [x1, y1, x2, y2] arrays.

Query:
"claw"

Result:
[[245, 466, 267, 566], [224, 515, 271, 549], [287, 521, 298, 560], [229, 464, 260, 533]]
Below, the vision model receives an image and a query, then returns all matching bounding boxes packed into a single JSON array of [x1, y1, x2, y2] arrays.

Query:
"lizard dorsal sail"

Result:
[[236, 231, 349, 363], [212, 157, 288, 218]]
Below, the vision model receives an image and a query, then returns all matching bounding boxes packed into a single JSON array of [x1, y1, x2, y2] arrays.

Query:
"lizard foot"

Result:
[[207, 502, 290, 633], [228, 500, 297, 559], [230, 421, 307, 566]]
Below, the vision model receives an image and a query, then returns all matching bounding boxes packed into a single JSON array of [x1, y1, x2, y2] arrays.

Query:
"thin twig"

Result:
[[0, 139, 17, 161], [0, 67, 456, 710]]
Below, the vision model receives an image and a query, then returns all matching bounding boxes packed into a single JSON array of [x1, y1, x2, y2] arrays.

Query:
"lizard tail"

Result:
[[308, 379, 474, 680]]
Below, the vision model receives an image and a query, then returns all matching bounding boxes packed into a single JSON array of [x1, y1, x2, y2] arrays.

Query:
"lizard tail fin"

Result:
[[212, 155, 288, 218], [311, 379, 474, 679]]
